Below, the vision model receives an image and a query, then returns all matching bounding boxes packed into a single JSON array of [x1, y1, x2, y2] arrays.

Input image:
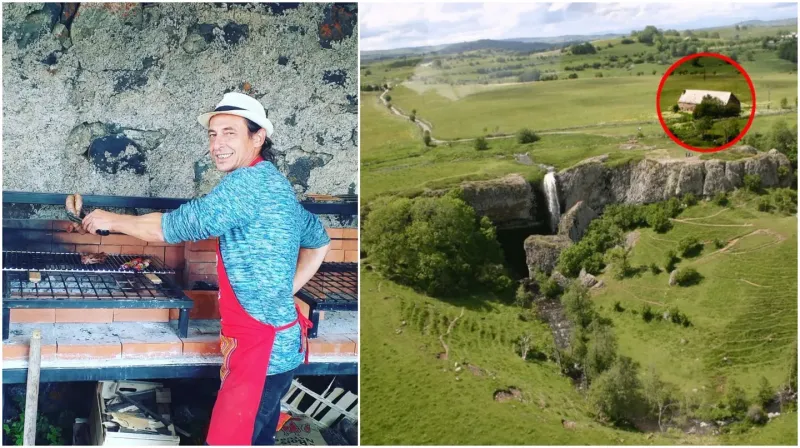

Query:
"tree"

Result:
[[677, 236, 702, 257], [409, 113, 416, 122], [362, 193, 512, 297], [423, 130, 432, 147], [568, 73, 578, 79], [757, 376, 774, 407], [474, 137, 489, 151], [589, 356, 643, 424], [561, 283, 594, 329], [674, 267, 702, 286], [694, 116, 713, 138], [365, 69, 372, 76], [778, 37, 798, 63], [747, 404, 768, 425], [744, 174, 762, 193], [642, 366, 679, 432], [768, 120, 798, 165], [722, 120, 741, 143], [726, 380, 749, 417], [605, 246, 631, 280], [672, 104, 680, 113], [384, 94, 392, 102], [517, 128, 540, 144], [664, 249, 679, 272], [585, 320, 618, 380]]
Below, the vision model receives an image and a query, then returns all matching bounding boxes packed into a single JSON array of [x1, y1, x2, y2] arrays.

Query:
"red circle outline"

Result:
[[656, 52, 756, 153]]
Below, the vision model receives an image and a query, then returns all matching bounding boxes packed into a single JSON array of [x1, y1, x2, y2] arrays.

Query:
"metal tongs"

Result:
[[66, 194, 110, 236]]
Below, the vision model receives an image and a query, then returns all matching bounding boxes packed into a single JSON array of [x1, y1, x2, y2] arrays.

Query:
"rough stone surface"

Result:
[[578, 268, 598, 288], [557, 200, 596, 242], [460, 174, 535, 228], [550, 271, 570, 289], [524, 234, 572, 276], [3, 3, 358, 209], [555, 151, 792, 213], [669, 269, 678, 287]]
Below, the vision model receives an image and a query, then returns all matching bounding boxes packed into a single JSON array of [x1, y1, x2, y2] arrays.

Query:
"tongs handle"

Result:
[[67, 212, 110, 236]]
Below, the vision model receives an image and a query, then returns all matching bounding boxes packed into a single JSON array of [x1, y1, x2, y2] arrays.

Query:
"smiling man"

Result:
[[83, 92, 331, 445]]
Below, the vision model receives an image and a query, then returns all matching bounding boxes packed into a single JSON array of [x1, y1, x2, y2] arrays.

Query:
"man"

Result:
[[84, 92, 331, 445]]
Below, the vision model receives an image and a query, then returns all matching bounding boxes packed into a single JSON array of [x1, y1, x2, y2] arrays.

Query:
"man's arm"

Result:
[[83, 210, 165, 243], [293, 245, 330, 295]]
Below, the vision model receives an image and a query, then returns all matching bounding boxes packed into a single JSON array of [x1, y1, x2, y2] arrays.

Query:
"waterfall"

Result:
[[543, 171, 561, 233]]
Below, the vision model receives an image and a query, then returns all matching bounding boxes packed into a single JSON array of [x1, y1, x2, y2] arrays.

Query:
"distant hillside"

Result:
[[362, 39, 561, 61], [503, 33, 622, 44], [734, 18, 797, 27]]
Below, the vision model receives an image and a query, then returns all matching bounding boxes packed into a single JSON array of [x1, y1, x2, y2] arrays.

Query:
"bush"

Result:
[[589, 357, 643, 424], [384, 94, 392, 102], [681, 193, 698, 207], [642, 304, 655, 322], [713, 192, 729, 207], [649, 263, 661, 274], [746, 404, 768, 425], [677, 236, 702, 257], [713, 238, 725, 249], [605, 246, 632, 280], [646, 207, 672, 233], [674, 267, 702, 286], [361, 193, 512, 297], [778, 165, 790, 180], [667, 306, 691, 326], [757, 196, 772, 212], [409, 113, 416, 122], [672, 104, 680, 113], [769, 188, 798, 214], [534, 269, 561, 299], [743, 174, 761, 193], [613, 301, 625, 312], [515, 284, 534, 308], [780, 97, 790, 109], [474, 137, 489, 151], [664, 249, 679, 272], [757, 377, 774, 407], [726, 381, 750, 418], [561, 283, 594, 329], [568, 73, 578, 79], [517, 128, 540, 144]]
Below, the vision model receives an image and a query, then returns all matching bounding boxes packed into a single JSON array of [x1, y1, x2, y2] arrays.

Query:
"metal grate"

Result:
[[296, 262, 357, 310], [4, 271, 184, 301], [2, 251, 174, 274]]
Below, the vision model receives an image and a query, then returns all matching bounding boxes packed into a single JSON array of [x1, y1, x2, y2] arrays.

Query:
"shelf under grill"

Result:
[[2, 251, 174, 274], [296, 262, 357, 311]]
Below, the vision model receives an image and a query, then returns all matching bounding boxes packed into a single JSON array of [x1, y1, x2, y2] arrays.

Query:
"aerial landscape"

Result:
[[359, 2, 797, 445]]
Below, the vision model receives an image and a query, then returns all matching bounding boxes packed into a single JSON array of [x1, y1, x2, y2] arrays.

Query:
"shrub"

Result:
[[757, 196, 772, 212], [743, 174, 761, 193], [726, 381, 750, 418], [605, 246, 632, 280], [361, 193, 512, 297], [613, 301, 625, 312], [778, 165, 790, 180], [646, 207, 672, 233], [409, 113, 416, 122], [681, 193, 698, 207], [595, 72, 603, 78], [568, 73, 578, 79], [515, 283, 534, 308], [667, 306, 691, 326], [517, 128, 541, 144], [589, 357, 643, 424], [664, 249, 679, 272], [677, 236, 702, 257], [674, 267, 702, 286], [474, 137, 489, 151], [757, 377, 774, 407], [769, 188, 798, 214], [649, 263, 661, 274], [423, 130, 432, 146], [713, 238, 725, 249], [603, 204, 646, 230], [780, 97, 790, 109], [672, 104, 680, 113], [534, 269, 561, 299], [642, 304, 655, 322], [713, 192, 729, 207], [746, 404, 768, 425], [384, 94, 392, 102], [561, 283, 594, 329]]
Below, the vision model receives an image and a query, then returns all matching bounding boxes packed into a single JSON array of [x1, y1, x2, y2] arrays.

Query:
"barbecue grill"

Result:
[[295, 262, 357, 338], [2, 250, 193, 340]]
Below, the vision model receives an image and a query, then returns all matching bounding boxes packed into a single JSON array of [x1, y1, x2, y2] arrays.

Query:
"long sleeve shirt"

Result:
[[161, 160, 330, 375]]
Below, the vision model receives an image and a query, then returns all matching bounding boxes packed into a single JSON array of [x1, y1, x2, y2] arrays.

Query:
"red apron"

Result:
[[206, 156, 313, 446]]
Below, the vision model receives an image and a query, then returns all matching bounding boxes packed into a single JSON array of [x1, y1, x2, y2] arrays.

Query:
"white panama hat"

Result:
[[198, 92, 274, 138]]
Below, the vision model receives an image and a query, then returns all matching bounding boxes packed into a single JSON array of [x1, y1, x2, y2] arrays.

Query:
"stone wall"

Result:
[[2, 3, 358, 208]]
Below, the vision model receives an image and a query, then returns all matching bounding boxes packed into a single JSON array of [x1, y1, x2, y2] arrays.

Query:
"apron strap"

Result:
[[275, 304, 314, 364]]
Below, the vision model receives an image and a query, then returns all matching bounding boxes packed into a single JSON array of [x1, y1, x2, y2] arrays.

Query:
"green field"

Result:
[[361, 20, 798, 445]]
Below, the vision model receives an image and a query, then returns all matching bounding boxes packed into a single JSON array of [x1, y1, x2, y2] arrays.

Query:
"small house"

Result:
[[677, 89, 740, 112]]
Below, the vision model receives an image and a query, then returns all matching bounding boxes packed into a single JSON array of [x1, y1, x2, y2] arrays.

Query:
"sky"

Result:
[[361, 2, 798, 51]]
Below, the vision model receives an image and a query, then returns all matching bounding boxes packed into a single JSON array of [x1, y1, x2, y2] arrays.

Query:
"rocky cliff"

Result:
[[556, 150, 793, 213], [460, 174, 536, 228]]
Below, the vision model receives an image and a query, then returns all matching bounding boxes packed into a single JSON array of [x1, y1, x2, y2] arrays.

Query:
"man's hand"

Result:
[[82, 209, 118, 234]]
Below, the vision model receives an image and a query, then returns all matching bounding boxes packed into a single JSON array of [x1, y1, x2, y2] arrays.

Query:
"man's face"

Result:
[[207, 114, 262, 172]]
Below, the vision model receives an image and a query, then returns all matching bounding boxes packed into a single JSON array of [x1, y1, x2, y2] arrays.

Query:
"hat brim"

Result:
[[198, 110, 274, 138]]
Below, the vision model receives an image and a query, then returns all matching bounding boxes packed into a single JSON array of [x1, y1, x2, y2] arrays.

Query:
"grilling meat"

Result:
[[121, 257, 151, 271], [65, 193, 87, 234], [81, 252, 108, 265]]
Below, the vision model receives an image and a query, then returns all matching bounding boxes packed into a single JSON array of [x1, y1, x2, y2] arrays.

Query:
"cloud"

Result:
[[361, 2, 798, 51]]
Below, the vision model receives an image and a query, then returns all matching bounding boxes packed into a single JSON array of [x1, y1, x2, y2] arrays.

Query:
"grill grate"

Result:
[[2, 251, 174, 274], [297, 262, 357, 309], [4, 271, 183, 301]]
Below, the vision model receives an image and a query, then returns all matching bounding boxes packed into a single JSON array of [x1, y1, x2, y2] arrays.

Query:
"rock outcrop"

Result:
[[556, 151, 792, 213], [460, 174, 536, 228], [579, 268, 598, 288], [524, 235, 572, 276], [558, 201, 597, 242]]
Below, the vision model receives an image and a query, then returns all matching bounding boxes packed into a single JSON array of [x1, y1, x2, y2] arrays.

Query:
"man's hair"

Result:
[[245, 119, 276, 165]]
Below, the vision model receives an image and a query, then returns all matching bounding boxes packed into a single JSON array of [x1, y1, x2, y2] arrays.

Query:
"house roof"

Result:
[[678, 89, 735, 105]]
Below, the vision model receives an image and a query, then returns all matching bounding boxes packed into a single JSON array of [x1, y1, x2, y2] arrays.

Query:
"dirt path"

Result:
[[740, 279, 771, 288], [670, 218, 753, 227], [679, 208, 730, 221]]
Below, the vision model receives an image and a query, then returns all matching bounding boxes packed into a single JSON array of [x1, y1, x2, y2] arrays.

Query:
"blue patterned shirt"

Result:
[[161, 160, 330, 375]]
